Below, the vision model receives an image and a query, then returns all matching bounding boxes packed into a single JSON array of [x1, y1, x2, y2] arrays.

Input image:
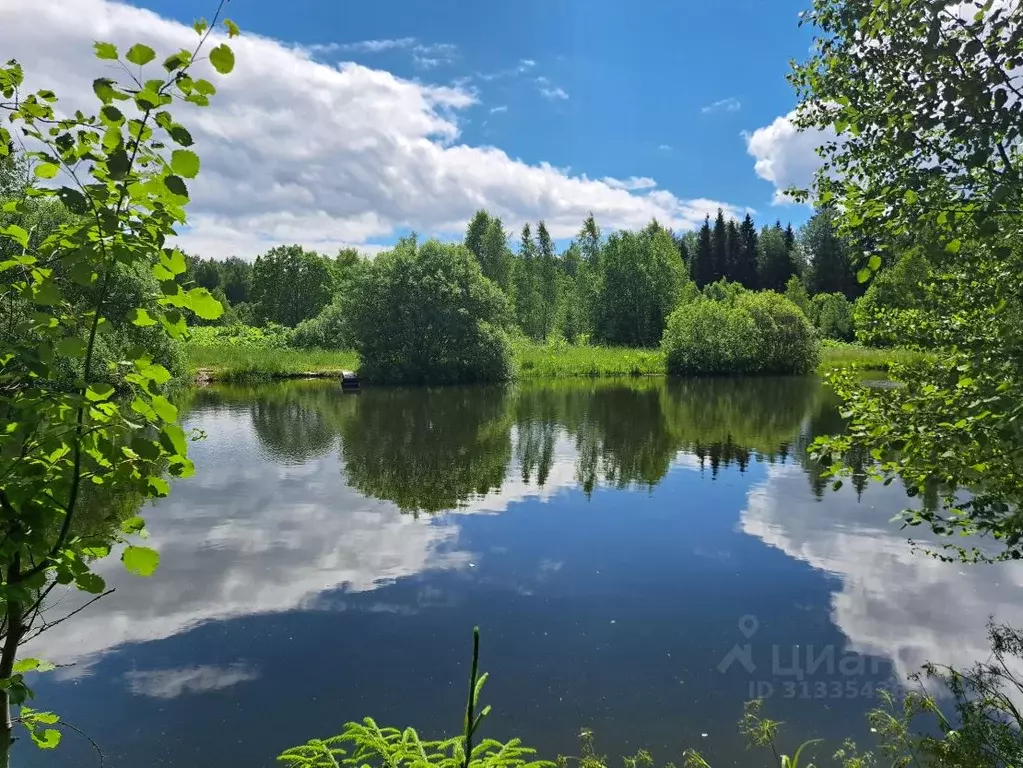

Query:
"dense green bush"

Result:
[[187, 323, 291, 349], [853, 251, 932, 346], [811, 292, 854, 340], [346, 239, 514, 384], [735, 291, 819, 374], [289, 301, 351, 350], [662, 299, 759, 375], [662, 291, 818, 376]]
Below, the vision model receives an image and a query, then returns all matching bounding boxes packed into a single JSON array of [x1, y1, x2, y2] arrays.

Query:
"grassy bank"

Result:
[[186, 340, 926, 382], [818, 341, 930, 372]]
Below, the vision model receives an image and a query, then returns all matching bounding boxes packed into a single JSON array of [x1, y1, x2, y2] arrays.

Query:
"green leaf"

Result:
[[167, 123, 193, 147], [209, 44, 235, 74], [86, 383, 115, 402], [128, 307, 158, 327], [150, 395, 178, 422], [57, 187, 89, 214], [30, 729, 61, 750], [225, 18, 241, 37], [125, 44, 156, 66], [32, 281, 61, 306], [122, 545, 160, 577], [148, 476, 170, 496], [0, 224, 28, 248], [74, 571, 107, 594], [903, 189, 918, 205], [92, 77, 117, 104], [170, 149, 200, 179], [13, 659, 55, 674], [160, 423, 188, 456], [54, 337, 86, 358], [185, 287, 224, 320], [94, 41, 118, 60], [867, 255, 882, 271], [120, 516, 146, 535], [33, 163, 59, 180], [945, 238, 962, 254], [164, 174, 189, 199], [856, 267, 871, 284]]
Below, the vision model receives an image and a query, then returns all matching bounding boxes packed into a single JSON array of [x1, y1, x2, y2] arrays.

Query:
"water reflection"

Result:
[[22, 377, 1023, 768]]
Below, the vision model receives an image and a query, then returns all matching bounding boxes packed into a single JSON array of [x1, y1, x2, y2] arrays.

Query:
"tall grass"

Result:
[[512, 340, 664, 378], [818, 340, 930, 371], [187, 344, 359, 381], [185, 336, 925, 382]]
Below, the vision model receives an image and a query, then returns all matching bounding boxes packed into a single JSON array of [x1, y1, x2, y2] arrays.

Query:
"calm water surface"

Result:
[[23, 378, 1023, 767]]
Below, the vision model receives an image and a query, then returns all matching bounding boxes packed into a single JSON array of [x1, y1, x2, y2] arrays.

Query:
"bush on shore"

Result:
[[662, 290, 818, 376], [346, 238, 514, 385]]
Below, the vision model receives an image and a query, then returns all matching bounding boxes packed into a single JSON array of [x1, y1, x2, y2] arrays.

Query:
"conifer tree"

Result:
[[725, 218, 741, 283], [736, 213, 759, 289], [711, 209, 728, 282], [514, 224, 542, 338], [757, 223, 796, 291], [801, 208, 859, 298], [692, 216, 714, 287], [536, 220, 559, 340]]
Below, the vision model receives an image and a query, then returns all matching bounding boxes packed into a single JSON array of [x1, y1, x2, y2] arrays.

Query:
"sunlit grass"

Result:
[[186, 337, 927, 382], [818, 340, 931, 372]]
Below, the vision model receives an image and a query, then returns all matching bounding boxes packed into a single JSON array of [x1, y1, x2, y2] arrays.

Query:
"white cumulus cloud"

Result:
[[744, 110, 833, 204], [0, 0, 745, 259]]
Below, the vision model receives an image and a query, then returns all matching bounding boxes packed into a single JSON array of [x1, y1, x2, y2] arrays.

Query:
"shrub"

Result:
[[811, 292, 854, 340], [346, 239, 514, 384], [289, 301, 351, 350], [783, 275, 813, 317], [853, 251, 932, 346], [662, 291, 818, 376], [735, 291, 819, 374], [702, 278, 745, 304], [661, 299, 759, 375]]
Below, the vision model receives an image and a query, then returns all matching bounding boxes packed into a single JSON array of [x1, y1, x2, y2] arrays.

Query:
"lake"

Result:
[[22, 377, 1023, 767]]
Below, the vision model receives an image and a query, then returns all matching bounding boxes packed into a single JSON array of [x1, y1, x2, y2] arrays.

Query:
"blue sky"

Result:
[[2, 0, 824, 258]]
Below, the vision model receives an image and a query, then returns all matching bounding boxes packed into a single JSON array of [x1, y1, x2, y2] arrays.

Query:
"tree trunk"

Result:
[[0, 555, 24, 768]]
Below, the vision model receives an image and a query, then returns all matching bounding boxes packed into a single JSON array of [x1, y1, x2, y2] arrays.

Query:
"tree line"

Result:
[[188, 205, 865, 350]]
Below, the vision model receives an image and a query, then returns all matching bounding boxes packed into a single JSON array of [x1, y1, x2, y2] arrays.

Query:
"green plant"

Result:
[[811, 293, 853, 341], [279, 629, 552, 768], [0, 9, 236, 760], [346, 238, 514, 385], [290, 301, 351, 350]]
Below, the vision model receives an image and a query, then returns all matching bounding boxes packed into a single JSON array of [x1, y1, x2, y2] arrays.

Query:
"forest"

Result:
[[178, 203, 907, 383]]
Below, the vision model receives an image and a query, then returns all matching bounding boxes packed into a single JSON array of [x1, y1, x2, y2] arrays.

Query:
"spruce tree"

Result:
[[514, 223, 542, 338], [536, 220, 559, 340], [579, 213, 601, 264], [464, 209, 491, 263], [693, 216, 714, 287], [757, 223, 795, 292], [711, 209, 728, 283], [801, 208, 859, 298], [737, 213, 759, 289], [725, 218, 741, 283]]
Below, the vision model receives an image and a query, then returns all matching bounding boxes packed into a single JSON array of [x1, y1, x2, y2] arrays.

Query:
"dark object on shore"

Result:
[[341, 370, 360, 391]]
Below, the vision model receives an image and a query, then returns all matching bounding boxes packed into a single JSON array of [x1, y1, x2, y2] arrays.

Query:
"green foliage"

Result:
[[793, 0, 1023, 560], [187, 323, 291, 349], [800, 208, 859, 299], [783, 275, 812, 318], [812, 293, 853, 341], [662, 290, 818, 376], [281, 630, 552, 768], [756, 223, 797, 292], [290, 301, 351, 350], [594, 224, 688, 347], [250, 245, 334, 327], [851, 252, 931, 347], [701, 279, 745, 305], [0, 12, 236, 758], [347, 239, 514, 385]]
